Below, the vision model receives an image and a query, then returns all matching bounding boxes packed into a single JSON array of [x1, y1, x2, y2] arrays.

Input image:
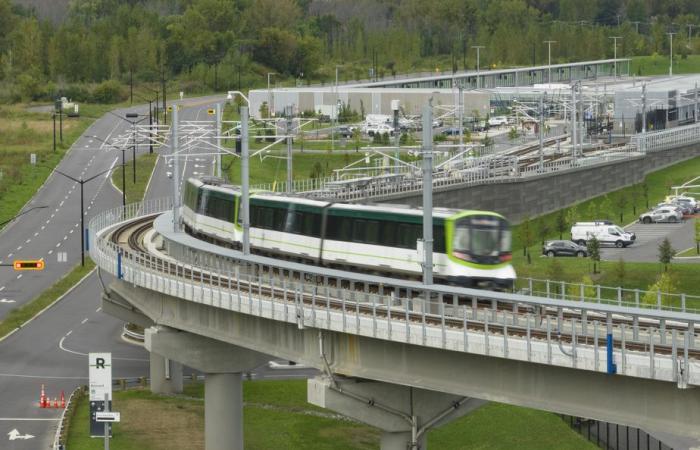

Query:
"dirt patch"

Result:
[[119, 398, 204, 450]]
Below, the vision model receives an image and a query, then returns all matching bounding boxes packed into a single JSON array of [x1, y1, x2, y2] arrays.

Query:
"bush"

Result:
[[61, 84, 92, 102], [91, 79, 124, 104]]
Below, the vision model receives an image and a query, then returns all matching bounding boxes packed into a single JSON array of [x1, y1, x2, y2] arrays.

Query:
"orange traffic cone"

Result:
[[53, 397, 58, 408], [39, 385, 46, 408], [60, 391, 65, 409]]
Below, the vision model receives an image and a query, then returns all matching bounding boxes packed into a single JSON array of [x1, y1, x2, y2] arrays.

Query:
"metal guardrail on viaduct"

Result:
[[89, 198, 700, 450]]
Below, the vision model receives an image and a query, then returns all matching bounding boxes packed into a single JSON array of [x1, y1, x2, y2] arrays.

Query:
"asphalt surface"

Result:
[[601, 218, 697, 262], [0, 95, 319, 448]]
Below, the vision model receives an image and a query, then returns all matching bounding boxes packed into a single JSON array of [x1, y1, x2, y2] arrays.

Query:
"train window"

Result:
[[302, 213, 321, 237], [260, 208, 274, 229], [285, 212, 303, 234], [433, 226, 446, 253], [365, 220, 380, 245], [352, 219, 367, 243], [380, 221, 397, 247], [397, 223, 420, 249], [273, 208, 286, 231]]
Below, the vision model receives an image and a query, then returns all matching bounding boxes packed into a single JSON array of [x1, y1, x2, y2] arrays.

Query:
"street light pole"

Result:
[[472, 46, 484, 89], [172, 105, 180, 232], [241, 105, 250, 255], [51, 167, 113, 266], [544, 40, 557, 83], [668, 32, 676, 76], [421, 104, 433, 286], [216, 103, 222, 178], [609, 36, 622, 79], [267, 72, 276, 117], [53, 113, 56, 152]]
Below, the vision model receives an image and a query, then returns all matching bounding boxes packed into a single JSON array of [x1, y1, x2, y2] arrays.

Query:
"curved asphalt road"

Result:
[[0, 95, 317, 449]]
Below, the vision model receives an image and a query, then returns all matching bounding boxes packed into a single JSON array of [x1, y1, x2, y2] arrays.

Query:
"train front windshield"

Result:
[[452, 216, 511, 264]]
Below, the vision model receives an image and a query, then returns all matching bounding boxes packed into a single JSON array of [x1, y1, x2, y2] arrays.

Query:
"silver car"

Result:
[[639, 207, 683, 224]]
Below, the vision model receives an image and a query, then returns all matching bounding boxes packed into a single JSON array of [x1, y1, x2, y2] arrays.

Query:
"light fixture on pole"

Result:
[[267, 72, 276, 117], [668, 32, 676, 76], [609, 36, 622, 79], [544, 40, 557, 83], [227, 91, 251, 255], [471, 46, 485, 89]]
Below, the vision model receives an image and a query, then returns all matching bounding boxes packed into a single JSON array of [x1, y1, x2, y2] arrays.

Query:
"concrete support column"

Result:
[[309, 376, 485, 450], [149, 352, 183, 394], [380, 431, 426, 450], [205, 373, 243, 450]]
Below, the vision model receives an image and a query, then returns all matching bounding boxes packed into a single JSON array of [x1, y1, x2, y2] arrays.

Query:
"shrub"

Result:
[[91, 79, 124, 104]]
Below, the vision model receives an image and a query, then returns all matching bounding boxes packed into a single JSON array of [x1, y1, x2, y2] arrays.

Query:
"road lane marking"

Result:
[[0, 418, 60, 421], [0, 373, 86, 380], [65, 330, 72, 336], [0, 286, 4, 291], [81, 318, 88, 324]]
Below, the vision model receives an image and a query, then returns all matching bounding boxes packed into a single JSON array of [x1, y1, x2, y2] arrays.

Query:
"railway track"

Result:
[[106, 217, 700, 360]]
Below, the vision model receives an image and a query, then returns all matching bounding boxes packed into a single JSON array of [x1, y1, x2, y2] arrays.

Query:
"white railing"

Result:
[[88, 201, 699, 387], [632, 121, 700, 153]]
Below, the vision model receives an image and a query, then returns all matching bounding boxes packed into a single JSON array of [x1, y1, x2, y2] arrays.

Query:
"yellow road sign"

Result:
[[13, 260, 44, 271]]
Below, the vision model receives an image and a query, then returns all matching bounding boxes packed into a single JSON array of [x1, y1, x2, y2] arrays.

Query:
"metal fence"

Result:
[[517, 278, 700, 314], [632, 121, 700, 153], [562, 415, 674, 450], [88, 199, 699, 386]]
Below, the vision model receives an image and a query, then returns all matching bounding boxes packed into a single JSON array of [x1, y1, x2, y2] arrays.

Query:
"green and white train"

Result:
[[182, 177, 516, 289]]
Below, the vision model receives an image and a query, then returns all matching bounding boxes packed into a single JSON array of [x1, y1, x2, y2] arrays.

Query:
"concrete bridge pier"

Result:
[[308, 376, 486, 450], [149, 352, 183, 394], [144, 326, 269, 450]]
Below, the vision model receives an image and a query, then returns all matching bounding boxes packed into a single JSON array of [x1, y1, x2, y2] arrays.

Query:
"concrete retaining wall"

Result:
[[374, 145, 700, 223]]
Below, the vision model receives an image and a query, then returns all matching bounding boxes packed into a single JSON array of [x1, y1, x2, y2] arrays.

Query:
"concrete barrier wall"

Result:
[[375, 145, 700, 223]]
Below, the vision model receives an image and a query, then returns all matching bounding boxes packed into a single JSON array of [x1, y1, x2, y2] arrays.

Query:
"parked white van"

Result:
[[570, 221, 636, 248]]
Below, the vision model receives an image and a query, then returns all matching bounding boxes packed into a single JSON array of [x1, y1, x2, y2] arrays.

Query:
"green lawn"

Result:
[[630, 55, 700, 76], [512, 157, 700, 300], [0, 261, 95, 339], [0, 103, 120, 231], [111, 153, 159, 203], [66, 380, 595, 450]]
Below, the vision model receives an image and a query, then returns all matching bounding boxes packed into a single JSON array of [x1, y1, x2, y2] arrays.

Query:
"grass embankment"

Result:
[[511, 157, 700, 299], [66, 380, 594, 450], [630, 55, 700, 76], [0, 103, 118, 231], [111, 153, 159, 203], [0, 260, 95, 339]]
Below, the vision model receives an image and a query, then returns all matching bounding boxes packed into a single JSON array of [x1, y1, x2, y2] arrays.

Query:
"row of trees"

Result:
[[3, 0, 700, 102]]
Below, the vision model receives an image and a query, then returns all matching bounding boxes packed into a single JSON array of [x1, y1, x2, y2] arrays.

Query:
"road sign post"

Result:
[[89, 353, 112, 438]]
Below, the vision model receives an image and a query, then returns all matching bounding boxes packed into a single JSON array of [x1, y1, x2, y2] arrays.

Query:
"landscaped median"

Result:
[[111, 153, 159, 203], [0, 260, 95, 340], [64, 380, 595, 450]]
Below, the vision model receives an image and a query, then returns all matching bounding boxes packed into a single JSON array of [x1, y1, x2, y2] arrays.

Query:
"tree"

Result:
[[642, 272, 678, 307], [658, 237, 676, 272], [641, 182, 649, 209], [519, 216, 534, 264], [599, 195, 613, 220], [566, 204, 579, 231], [629, 187, 641, 216], [536, 216, 550, 245], [555, 209, 567, 239], [586, 201, 599, 221], [547, 259, 564, 295], [614, 192, 627, 224], [587, 236, 601, 274], [612, 257, 626, 287]]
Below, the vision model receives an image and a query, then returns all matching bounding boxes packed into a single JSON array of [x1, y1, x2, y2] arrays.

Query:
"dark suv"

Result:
[[542, 240, 588, 257]]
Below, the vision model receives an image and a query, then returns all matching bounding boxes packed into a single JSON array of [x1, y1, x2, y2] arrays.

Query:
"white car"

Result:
[[488, 116, 508, 127], [570, 221, 635, 248], [639, 207, 683, 224]]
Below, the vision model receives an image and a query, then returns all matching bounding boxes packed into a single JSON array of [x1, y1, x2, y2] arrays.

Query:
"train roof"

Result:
[[190, 177, 504, 220]]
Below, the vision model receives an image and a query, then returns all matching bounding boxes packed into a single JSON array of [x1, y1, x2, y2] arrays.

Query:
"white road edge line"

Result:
[[0, 268, 97, 344]]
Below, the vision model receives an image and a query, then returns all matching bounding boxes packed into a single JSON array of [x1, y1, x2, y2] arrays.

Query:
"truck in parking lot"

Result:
[[570, 221, 636, 248]]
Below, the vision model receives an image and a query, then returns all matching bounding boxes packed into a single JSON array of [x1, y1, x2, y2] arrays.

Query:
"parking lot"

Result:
[[601, 219, 696, 262]]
